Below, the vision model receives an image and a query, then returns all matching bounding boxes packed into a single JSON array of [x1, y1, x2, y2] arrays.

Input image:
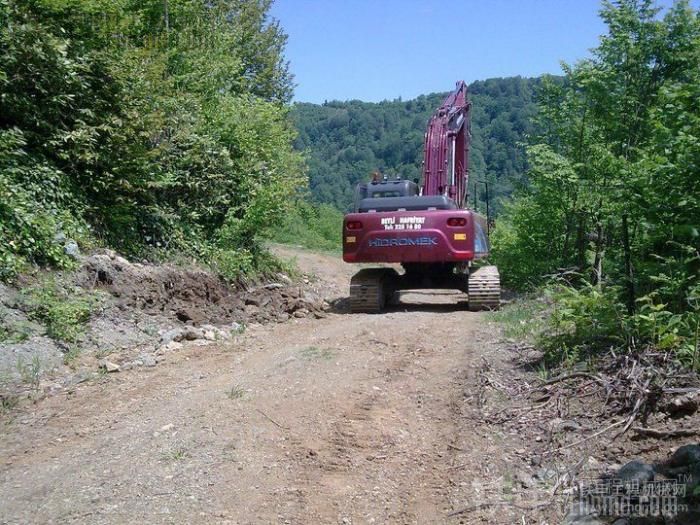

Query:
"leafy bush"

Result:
[[538, 285, 626, 365], [0, 129, 83, 279], [489, 2, 700, 372], [530, 283, 700, 371], [21, 279, 101, 343], [487, 294, 547, 342]]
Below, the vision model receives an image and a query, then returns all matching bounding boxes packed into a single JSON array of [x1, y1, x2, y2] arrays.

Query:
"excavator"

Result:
[[342, 81, 501, 313]]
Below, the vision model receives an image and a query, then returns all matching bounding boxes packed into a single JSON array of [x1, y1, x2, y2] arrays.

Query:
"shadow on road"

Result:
[[327, 291, 472, 315]]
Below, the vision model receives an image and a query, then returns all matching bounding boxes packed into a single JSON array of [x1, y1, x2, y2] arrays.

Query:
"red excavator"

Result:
[[342, 81, 500, 313]]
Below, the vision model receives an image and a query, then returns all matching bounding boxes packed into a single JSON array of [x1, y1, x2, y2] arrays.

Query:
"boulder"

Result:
[[99, 360, 120, 373], [668, 444, 700, 468], [617, 460, 655, 483]]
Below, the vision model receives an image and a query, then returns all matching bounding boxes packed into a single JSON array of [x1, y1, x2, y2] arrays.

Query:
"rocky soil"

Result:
[[0, 245, 698, 524], [0, 248, 326, 402]]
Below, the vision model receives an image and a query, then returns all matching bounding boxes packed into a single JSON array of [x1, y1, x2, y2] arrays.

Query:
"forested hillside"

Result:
[[0, 0, 302, 280], [292, 76, 542, 211]]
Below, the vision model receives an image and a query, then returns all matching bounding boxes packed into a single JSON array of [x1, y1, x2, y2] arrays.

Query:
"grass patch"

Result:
[[161, 446, 189, 461], [63, 346, 81, 367], [265, 202, 342, 253], [487, 295, 547, 342], [230, 323, 246, 336], [20, 277, 102, 343], [1, 393, 20, 414], [299, 346, 334, 361], [226, 384, 246, 400], [0, 319, 32, 343], [16, 355, 41, 390], [211, 246, 300, 283], [0, 308, 34, 343]]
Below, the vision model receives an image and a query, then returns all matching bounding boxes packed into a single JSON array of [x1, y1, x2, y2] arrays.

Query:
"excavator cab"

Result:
[[353, 175, 419, 212]]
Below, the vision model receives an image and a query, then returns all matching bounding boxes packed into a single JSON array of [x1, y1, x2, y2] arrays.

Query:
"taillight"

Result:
[[447, 217, 466, 227], [346, 220, 363, 230]]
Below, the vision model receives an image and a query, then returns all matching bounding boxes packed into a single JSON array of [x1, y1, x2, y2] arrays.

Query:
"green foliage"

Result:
[[487, 295, 547, 342], [266, 201, 343, 252], [20, 279, 101, 343], [490, 145, 580, 289], [0, 314, 31, 344], [534, 284, 700, 371], [0, 129, 83, 279], [493, 1, 700, 369], [292, 76, 542, 211], [0, 0, 302, 279], [299, 346, 334, 361], [211, 243, 297, 283], [540, 285, 627, 364], [226, 384, 246, 400], [62, 346, 81, 367]]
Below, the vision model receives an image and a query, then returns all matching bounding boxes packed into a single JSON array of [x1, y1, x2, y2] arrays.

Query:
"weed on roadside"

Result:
[[20, 277, 102, 343], [0, 393, 19, 414], [299, 346, 334, 361], [0, 320, 31, 344], [161, 446, 189, 461], [94, 347, 113, 360], [487, 295, 547, 342], [0, 309, 33, 344], [226, 384, 246, 400], [230, 323, 246, 336], [16, 355, 41, 390], [63, 346, 81, 367]]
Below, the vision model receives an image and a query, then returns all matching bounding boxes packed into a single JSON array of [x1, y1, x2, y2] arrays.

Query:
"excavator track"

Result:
[[468, 265, 501, 311], [350, 268, 395, 313]]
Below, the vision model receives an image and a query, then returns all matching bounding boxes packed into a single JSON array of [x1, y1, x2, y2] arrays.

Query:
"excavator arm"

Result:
[[421, 81, 471, 208]]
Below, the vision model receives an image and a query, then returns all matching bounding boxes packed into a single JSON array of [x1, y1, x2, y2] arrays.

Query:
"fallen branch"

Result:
[[542, 372, 605, 386], [544, 419, 625, 455], [662, 387, 700, 394], [447, 500, 551, 517], [631, 427, 699, 439], [255, 408, 289, 430]]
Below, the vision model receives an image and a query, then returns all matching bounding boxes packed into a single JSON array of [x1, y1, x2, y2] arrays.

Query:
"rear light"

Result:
[[447, 217, 466, 227], [346, 220, 363, 230]]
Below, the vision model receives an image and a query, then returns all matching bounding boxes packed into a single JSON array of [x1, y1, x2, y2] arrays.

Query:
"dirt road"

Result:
[[0, 247, 534, 524]]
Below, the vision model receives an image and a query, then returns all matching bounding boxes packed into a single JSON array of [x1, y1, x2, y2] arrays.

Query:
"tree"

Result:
[[0, 0, 302, 278]]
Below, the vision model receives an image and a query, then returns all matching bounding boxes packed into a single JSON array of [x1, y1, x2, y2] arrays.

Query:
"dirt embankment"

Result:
[[0, 248, 326, 400]]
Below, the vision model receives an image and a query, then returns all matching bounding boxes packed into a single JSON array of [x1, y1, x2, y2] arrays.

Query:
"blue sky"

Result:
[[270, 0, 697, 103]]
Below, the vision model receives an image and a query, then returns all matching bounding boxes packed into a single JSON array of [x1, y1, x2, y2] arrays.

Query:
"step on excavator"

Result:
[[342, 81, 501, 313]]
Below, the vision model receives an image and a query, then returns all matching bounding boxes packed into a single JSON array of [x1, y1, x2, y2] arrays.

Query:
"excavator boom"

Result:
[[422, 81, 470, 207]]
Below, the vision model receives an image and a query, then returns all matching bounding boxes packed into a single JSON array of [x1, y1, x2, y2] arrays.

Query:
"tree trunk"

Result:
[[592, 221, 604, 286], [622, 214, 635, 314], [576, 212, 586, 275], [164, 0, 170, 32]]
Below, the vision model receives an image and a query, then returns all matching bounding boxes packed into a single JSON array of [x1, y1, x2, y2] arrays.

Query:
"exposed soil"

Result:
[[78, 251, 324, 326], [0, 247, 698, 524], [0, 249, 325, 397]]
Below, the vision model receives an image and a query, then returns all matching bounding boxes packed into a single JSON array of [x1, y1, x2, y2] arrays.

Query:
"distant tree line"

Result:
[[291, 76, 544, 212]]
